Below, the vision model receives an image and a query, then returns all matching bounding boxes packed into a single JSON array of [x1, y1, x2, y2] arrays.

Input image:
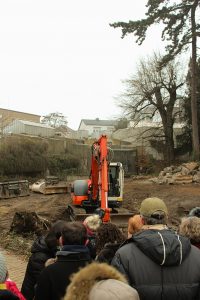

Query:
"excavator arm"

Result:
[[90, 135, 110, 222]]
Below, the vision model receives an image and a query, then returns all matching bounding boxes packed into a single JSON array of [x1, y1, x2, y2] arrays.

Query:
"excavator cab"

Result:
[[71, 162, 124, 211]]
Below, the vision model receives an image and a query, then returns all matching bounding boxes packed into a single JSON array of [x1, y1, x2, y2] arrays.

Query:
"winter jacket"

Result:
[[86, 234, 97, 259], [34, 245, 91, 300], [0, 283, 20, 300], [5, 280, 25, 300], [112, 229, 200, 300], [96, 242, 121, 264], [0, 290, 19, 299], [21, 235, 57, 300]]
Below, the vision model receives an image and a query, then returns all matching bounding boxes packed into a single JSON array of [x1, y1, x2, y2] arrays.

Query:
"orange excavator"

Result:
[[68, 134, 133, 225]]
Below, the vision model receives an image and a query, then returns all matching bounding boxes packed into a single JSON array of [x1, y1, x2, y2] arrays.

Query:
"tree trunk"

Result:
[[163, 123, 174, 164], [159, 110, 174, 164], [155, 87, 175, 164], [191, 1, 200, 160]]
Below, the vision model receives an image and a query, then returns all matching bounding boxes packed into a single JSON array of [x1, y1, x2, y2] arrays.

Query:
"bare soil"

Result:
[[0, 177, 200, 233]]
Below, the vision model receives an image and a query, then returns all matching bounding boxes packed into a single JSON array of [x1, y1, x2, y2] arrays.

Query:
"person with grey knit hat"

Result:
[[0, 252, 25, 300], [64, 262, 140, 300], [112, 197, 200, 300]]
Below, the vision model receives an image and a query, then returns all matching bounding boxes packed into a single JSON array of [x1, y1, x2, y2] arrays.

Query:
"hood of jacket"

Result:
[[132, 229, 191, 266], [31, 235, 56, 254], [64, 262, 128, 300]]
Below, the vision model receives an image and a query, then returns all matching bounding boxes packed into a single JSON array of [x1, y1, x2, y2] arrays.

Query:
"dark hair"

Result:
[[45, 220, 68, 249], [143, 212, 167, 225], [61, 222, 87, 245], [95, 223, 125, 254]]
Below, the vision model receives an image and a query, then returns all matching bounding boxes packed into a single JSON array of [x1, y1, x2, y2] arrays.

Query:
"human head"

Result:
[[60, 222, 87, 246], [95, 222, 125, 254], [139, 197, 168, 225], [128, 214, 143, 238], [64, 262, 140, 300], [188, 207, 200, 218], [179, 216, 200, 245], [89, 279, 140, 300], [83, 215, 102, 234], [45, 220, 68, 249], [0, 252, 8, 283]]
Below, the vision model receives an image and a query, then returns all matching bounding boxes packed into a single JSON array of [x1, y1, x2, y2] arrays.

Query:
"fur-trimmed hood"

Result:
[[64, 262, 128, 300]]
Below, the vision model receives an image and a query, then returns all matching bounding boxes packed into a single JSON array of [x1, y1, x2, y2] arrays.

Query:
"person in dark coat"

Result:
[[95, 222, 125, 264], [111, 197, 200, 300], [21, 220, 67, 300], [34, 221, 91, 300]]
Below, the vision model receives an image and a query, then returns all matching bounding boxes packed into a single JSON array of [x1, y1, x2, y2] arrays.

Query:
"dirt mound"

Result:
[[10, 211, 50, 237]]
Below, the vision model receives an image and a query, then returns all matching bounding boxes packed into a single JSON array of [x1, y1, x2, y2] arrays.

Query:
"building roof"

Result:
[[0, 107, 40, 117], [16, 119, 54, 129], [79, 118, 117, 129]]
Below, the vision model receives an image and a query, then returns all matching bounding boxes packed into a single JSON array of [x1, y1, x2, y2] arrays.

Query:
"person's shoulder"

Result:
[[38, 260, 57, 279], [184, 244, 200, 267], [190, 244, 200, 257], [115, 238, 137, 253]]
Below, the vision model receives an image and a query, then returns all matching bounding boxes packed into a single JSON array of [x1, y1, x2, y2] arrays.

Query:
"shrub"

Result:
[[0, 137, 48, 176]]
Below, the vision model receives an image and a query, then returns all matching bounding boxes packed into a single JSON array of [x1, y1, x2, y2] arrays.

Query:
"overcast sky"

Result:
[[0, 0, 165, 130]]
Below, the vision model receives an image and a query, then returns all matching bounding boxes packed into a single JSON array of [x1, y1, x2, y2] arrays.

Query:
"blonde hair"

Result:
[[83, 215, 102, 231], [179, 216, 200, 243]]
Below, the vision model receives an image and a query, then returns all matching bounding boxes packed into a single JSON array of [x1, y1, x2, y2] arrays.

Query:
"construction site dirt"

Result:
[[0, 177, 200, 254]]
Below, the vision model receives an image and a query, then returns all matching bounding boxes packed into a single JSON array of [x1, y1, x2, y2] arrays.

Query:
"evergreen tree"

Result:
[[110, 0, 200, 159]]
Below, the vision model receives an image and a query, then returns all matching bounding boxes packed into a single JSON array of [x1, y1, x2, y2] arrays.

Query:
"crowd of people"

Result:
[[0, 199, 200, 299]]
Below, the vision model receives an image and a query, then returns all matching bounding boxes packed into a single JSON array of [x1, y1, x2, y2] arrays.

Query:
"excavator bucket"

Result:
[[0, 180, 30, 199], [31, 176, 68, 195]]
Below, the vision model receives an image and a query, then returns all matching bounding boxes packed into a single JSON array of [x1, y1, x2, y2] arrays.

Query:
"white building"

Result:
[[78, 118, 117, 138], [3, 120, 55, 137]]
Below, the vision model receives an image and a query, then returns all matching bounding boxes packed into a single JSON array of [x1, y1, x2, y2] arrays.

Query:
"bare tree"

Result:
[[117, 54, 185, 164], [41, 112, 68, 128]]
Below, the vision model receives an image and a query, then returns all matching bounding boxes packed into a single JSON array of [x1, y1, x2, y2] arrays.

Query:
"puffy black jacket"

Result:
[[112, 229, 200, 300], [21, 235, 57, 300]]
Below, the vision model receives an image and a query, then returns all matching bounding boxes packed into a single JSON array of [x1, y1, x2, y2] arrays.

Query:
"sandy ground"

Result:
[[0, 177, 200, 232]]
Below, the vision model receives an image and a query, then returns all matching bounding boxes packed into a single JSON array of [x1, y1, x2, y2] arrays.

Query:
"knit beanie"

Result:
[[89, 279, 140, 300], [0, 253, 7, 283]]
